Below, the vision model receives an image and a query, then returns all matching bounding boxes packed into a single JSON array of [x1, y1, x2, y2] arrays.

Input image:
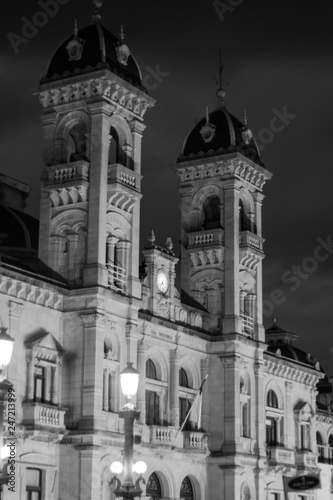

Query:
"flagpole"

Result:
[[171, 374, 208, 449]]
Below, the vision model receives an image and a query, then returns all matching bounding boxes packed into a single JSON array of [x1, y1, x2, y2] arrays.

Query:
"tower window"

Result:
[[146, 359, 157, 380], [267, 390, 278, 408], [203, 195, 220, 229], [179, 367, 189, 388]]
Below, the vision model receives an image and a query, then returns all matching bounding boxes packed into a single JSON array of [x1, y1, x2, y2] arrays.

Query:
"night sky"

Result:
[[1, 1, 333, 373]]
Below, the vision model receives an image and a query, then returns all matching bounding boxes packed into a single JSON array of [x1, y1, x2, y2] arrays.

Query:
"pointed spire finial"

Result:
[[147, 229, 156, 245], [119, 24, 125, 42], [215, 47, 226, 108], [92, 0, 103, 23], [244, 109, 248, 127], [165, 237, 173, 251], [74, 18, 78, 38], [205, 105, 209, 124]]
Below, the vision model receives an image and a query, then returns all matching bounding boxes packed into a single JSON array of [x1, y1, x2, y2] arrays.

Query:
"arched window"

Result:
[[146, 359, 157, 380], [67, 123, 87, 162], [146, 473, 162, 500], [203, 195, 220, 230], [267, 390, 279, 408], [266, 390, 283, 447], [241, 484, 251, 500], [316, 431, 324, 463], [329, 435, 333, 464], [109, 126, 120, 165], [239, 199, 247, 232], [179, 368, 189, 388], [180, 476, 194, 500], [145, 359, 160, 425]]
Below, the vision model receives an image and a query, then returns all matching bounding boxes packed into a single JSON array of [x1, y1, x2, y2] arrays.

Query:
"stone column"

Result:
[[103, 369, 109, 411], [137, 339, 147, 423], [83, 102, 113, 287], [26, 351, 35, 401], [80, 312, 109, 430], [67, 233, 79, 284], [253, 192, 265, 341], [170, 349, 180, 427], [8, 301, 23, 387], [222, 181, 242, 334], [52, 363, 59, 405], [285, 381, 293, 449]]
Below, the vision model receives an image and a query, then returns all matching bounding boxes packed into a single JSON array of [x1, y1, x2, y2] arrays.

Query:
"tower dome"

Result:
[[41, 22, 144, 91], [178, 106, 262, 165]]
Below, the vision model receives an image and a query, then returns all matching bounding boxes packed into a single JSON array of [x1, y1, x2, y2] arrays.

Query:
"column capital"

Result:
[[9, 300, 24, 318], [80, 312, 110, 328]]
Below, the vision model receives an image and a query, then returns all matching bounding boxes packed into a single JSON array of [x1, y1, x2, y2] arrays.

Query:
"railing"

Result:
[[239, 231, 263, 251], [149, 426, 175, 445], [267, 446, 294, 465], [108, 163, 138, 189], [295, 450, 317, 467], [193, 233, 214, 245], [22, 402, 66, 429], [46, 160, 89, 184], [241, 313, 254, 334], [183, 431, 208, 450], [107, 262, 127, 292]]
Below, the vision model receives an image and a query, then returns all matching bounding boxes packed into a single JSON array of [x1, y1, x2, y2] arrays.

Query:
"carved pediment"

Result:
[[24, 330, 64, 358], [294, 401, 314, 421]]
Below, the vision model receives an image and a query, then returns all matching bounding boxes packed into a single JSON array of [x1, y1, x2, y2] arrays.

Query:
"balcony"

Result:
[[183, 431, 208, 451], [188, 228, 224, 248], [107, 262, 127, 292], [44, 160, 89, 186], [295, 450, 317, 468], [145, 426, 208, 451], [149, 425, 175, 446], [22, 402, 67, 430], [241, 313, 254, 335], [107, 163, 141, 191], [267, 446, 295, 465], [239, 231, 264, 252]]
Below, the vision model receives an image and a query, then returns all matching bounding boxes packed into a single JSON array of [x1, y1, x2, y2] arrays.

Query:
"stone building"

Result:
[[0, 5, 332, 500]]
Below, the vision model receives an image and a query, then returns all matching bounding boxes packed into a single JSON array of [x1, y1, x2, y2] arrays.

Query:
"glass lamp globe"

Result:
[[133, 461, 147, 474], [0, 328, 14, 371], [120, 362, 139, 400], [110, 461, 123, 475]]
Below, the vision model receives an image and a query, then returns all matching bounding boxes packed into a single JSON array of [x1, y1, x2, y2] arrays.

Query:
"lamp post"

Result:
[[110, 362, 146, 499], [0, 328, 14, 499]]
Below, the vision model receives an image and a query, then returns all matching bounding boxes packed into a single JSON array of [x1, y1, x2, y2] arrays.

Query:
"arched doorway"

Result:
[[180, 476, 194, 500], [146, 472, 162, 500]]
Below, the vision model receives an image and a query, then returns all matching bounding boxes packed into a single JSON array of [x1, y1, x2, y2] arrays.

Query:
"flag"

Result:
[[172, 374, 208, 448]]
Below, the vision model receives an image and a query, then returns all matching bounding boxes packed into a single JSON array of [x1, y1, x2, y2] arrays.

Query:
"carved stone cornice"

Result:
[[0, 277, 63, 310], [264, 358, 323, 386], [80, 312, 110, 328], [175, 157, 271, 191], [34, 72, 155, 119]]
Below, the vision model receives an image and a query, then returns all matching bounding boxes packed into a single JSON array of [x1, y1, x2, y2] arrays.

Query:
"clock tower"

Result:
[[141, 230, 179, 321]]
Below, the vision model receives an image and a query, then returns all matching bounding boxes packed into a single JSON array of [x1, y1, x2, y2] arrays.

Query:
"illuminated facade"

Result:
[[0, 7, 332, 500]]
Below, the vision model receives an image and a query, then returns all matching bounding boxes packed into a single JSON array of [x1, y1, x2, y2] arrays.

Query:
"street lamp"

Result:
[[110, 362, 146, 499], [0, 328, 14, 499]]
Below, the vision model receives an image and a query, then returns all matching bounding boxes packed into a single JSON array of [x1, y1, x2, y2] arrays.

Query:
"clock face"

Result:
[[157, 272, 169, 293]]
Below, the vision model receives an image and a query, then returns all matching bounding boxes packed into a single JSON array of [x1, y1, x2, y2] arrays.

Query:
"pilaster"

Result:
[[80, 312, 109, 430], [222, 181, 242, 334], [83, 102, 113, 287]]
